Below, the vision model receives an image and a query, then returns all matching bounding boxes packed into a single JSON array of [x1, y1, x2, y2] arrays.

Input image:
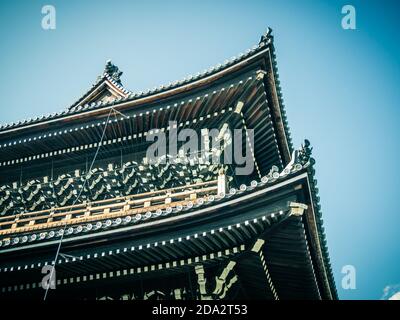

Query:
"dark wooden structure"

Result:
[[0, 29, 337, 300]]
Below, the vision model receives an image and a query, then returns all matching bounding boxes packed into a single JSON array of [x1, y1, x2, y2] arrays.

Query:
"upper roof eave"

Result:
[[0, 29, 275, 136]]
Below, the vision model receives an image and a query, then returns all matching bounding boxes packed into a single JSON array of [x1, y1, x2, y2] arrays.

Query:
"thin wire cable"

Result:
[[43, 109, 113, 300]]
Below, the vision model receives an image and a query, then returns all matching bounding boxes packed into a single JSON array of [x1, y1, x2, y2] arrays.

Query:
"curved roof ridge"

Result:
[[0, 29, 274, 133]]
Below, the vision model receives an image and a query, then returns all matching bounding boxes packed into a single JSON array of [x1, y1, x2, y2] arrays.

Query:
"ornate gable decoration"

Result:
[[103, 60, 123, 83], [68, 60, 130, 111]]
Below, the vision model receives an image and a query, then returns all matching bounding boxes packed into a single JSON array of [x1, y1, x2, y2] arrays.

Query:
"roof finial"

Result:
[[259, 27, 273, 46], [104, 60, 123, 84], [298, 139, 313, 165]]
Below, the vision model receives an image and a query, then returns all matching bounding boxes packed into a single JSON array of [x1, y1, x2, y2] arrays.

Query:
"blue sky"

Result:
[[0, 0, 399, 299]]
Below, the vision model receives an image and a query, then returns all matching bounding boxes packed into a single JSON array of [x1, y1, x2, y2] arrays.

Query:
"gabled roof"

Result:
[[0, 28, 290, 149], [0, 28, 294, 172], [67, 60, 131, 111]]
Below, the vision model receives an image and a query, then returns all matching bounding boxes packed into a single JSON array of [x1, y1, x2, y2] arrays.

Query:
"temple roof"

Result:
[[0, 141, 338, 299], [0, 29, 289, 145], [0, 29, 337, 300], [66, 60, 131, 110]]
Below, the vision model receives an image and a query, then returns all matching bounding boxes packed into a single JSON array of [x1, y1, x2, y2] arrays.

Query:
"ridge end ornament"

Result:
[[298, 139, 313, 166], [280, 139, 314, 176], [104, 60, 123, 84], [259, 27, 273, 46]]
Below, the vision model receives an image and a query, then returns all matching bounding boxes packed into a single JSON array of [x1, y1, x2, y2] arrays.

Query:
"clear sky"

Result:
[[0, 0, 399, 299]]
